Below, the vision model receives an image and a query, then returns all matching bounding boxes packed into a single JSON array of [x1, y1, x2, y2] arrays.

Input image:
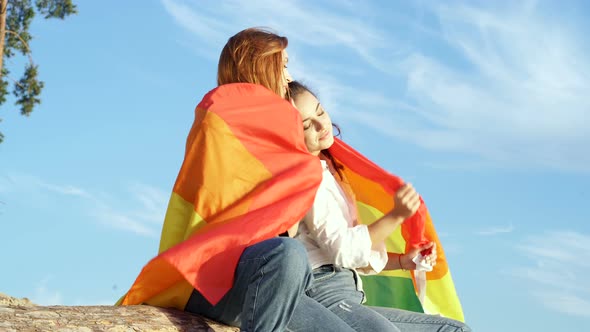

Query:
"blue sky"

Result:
[[1, 0, 588, 331]]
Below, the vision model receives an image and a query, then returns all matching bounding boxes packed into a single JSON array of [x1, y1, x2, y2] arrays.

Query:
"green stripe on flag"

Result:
[[361, 275, 424, 312]]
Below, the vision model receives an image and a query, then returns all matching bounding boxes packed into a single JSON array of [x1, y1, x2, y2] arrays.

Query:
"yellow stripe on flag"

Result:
[[159, 193, 206, 253], [422, 272, 465, 321]]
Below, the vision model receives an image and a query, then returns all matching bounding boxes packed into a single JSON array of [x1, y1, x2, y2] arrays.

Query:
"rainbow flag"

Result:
[[118, 83, 464, 322]]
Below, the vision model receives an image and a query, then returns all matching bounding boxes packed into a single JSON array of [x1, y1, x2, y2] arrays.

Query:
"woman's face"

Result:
[[281, 50, 292, 98], [293, 90, 334, 156]]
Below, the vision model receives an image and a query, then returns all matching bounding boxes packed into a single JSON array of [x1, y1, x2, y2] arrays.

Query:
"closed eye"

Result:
[[316, 103, 325, 116]]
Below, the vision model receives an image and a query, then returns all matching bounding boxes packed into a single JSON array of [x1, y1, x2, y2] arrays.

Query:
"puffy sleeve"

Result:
[[304, 178, 387, 273]]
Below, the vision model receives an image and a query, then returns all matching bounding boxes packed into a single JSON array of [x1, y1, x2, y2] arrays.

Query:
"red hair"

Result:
[[217, 28, 288, 97]]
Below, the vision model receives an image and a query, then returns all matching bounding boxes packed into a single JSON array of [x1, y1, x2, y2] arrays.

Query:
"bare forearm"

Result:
[[384, 252, 403, 270], [367, 214, 404, 250]]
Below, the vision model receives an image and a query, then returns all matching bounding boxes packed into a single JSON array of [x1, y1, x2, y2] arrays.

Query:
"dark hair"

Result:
[[218, 27, 288, 97], [288, 81, 341, 136], [288, 81, 344, 178]]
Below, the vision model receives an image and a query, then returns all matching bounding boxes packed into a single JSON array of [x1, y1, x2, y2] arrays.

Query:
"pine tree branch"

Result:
[[3, 29, 34, 64]]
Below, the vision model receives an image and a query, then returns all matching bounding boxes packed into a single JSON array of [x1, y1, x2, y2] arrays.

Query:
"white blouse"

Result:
[[296, 160, 388, 275]]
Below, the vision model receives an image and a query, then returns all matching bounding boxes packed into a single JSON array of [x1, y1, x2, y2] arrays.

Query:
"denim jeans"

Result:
[[307, 265, 472, 332], [185, 238, 356, 332]]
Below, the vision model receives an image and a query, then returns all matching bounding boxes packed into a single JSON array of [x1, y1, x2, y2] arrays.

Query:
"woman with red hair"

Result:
[[178, 28, 353, 332]]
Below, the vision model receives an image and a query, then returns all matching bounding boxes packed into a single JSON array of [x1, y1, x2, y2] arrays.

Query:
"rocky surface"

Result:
[[0, 292, 239, 332]]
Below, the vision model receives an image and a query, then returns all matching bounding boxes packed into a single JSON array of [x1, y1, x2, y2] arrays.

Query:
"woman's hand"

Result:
[[400, 242, 437, 270], [368, 184, 423, 253], [389, 184, 421, 220]]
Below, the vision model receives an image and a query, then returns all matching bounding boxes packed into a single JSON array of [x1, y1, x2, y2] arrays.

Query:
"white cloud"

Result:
[[92, 209, 158, 237], [512, 230, 590, 317], [128, 183, 169, 225], [30, 277, 63, 306], [531, 291, 590, 318], [0, 172, 166, 237], [91, 183, 168, 238], [161, 0, 590, 173], [386, 3, 590, 172], [0, 173, 89, 198], [476, 224, 514, 236], [518, 231, 590, 268], [29, 277, 118, 306], [160, 0, 391, 68], [161, 0, 231, 46], [37, 182, 90, 198]]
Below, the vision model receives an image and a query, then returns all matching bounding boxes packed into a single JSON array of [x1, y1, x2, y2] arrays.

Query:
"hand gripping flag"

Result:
[[118, 83, 465, 322]]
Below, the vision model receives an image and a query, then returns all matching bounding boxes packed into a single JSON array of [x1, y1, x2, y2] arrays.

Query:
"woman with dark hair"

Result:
[[289, 80, 472, 332]]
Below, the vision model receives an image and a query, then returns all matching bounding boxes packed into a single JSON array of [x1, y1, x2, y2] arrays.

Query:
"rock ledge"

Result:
[[0, 293, 239, 332]]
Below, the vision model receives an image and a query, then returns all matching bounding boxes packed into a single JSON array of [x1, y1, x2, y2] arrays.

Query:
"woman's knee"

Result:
[[456, 322, 472, 332], [441, 318, 471, 332], [242, 237, 311, 286], [273, 238, 309, 268], [264, 238, 311, 282]]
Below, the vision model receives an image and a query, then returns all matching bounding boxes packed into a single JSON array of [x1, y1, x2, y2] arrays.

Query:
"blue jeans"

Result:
[[307, 265, 472, 332], [185, 238, 356, 332]]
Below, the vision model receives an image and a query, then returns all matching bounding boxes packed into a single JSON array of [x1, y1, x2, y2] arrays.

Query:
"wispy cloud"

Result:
[[28, 277, 118, 306], [160, 0, 391, 68], [1, 173, 167, 237], [161, 0, 232, 56], [0, 174, 89, 198], [476, 224, 514, 236], [366, 2, 590, 172], [37, 182, 90, 198], [92, 209, 158, 237], [531, 291, 590, 318], [161, 0, 590, 173], [129, 183, 169, 225], [30, 277, 63, 306], [518, 231, 590, 268], [512, 230, 590, 317], [91, 183, 168, 237]]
